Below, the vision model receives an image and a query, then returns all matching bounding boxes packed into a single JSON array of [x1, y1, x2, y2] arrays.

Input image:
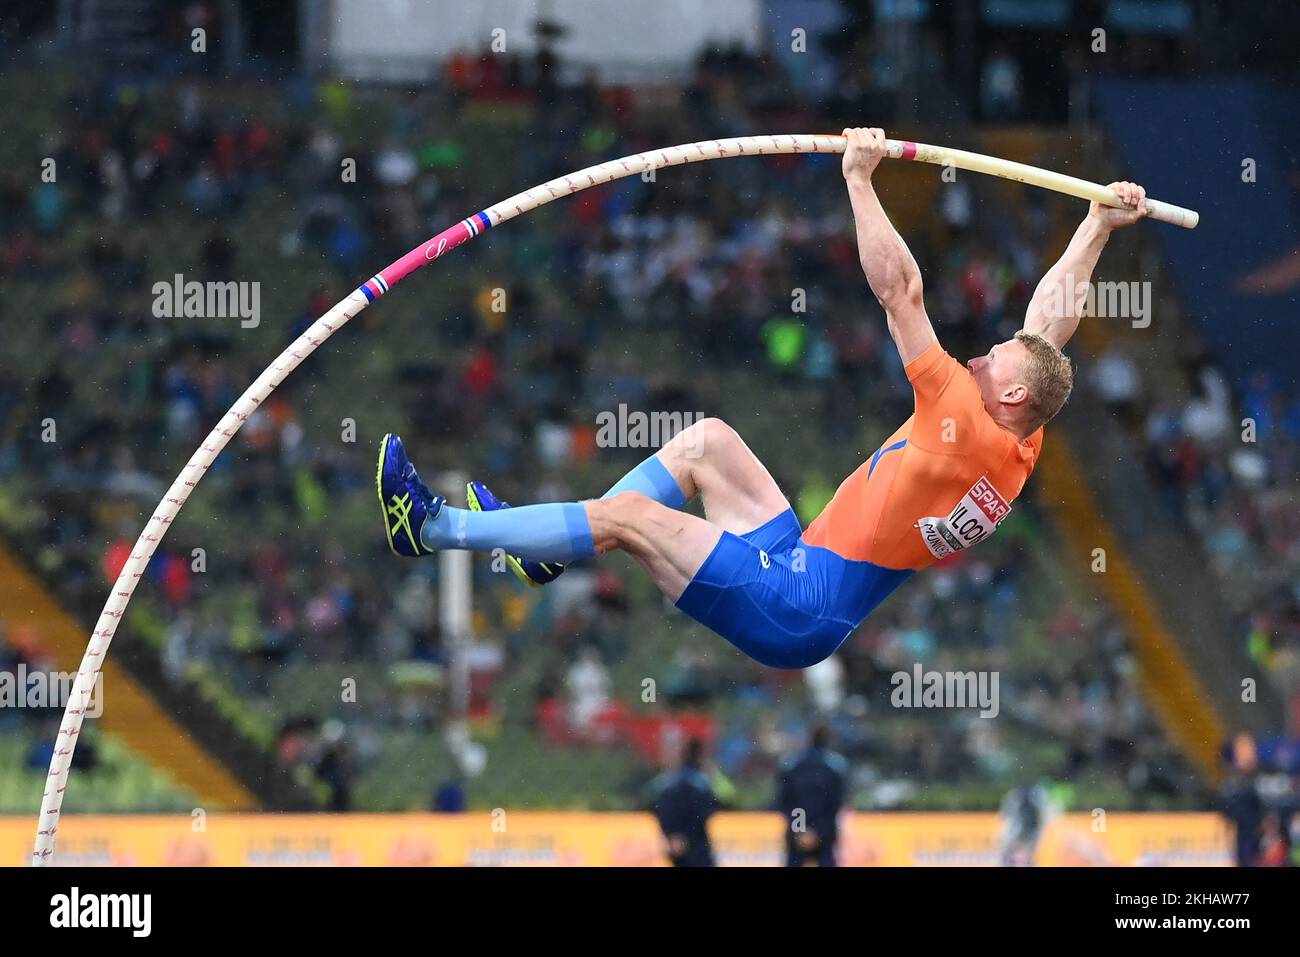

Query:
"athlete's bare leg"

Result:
[[652, 417, 790, 535], [584, 493, 723, 601], [582, 418, 792, 600]]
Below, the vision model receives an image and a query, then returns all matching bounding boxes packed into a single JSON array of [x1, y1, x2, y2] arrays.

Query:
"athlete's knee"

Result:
[[589, 491, 656, 548], [605, 490, 655, 521], [673, 416, 738, 462]]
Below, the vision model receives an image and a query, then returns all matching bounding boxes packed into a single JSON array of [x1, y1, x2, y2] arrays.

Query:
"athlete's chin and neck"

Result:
[[968, 332, 1074, 442]]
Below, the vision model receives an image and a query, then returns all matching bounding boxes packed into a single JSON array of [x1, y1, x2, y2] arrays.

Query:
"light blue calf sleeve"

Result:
[[601, 454, 687, 509], [420, 502, 595, 562], [421, 454, 684, 561]]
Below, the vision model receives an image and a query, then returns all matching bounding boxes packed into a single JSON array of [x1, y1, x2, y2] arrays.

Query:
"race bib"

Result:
[[916, 477, 1011, 560]]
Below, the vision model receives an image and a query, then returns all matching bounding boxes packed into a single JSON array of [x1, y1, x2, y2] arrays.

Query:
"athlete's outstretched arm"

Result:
[[1023, 181, 1148, 350], [843, 127, 936, 365]]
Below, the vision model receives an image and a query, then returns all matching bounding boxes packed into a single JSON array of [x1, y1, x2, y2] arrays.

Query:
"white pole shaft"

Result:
[[888, 139, 1198, 228]]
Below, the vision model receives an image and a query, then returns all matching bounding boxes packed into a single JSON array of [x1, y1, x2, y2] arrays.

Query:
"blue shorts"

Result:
[[675, 509, 913, 669]]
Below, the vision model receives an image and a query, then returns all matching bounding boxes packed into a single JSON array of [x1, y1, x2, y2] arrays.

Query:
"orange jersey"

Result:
[[803, 341, 1044, 571]]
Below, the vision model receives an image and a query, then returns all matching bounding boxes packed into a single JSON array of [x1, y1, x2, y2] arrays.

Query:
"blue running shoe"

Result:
[[465, 480, 566, 587], [377, 433, 444, 557]]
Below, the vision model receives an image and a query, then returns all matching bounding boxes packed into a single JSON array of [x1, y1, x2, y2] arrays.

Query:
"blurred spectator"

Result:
[[777, 724, 847, 867], [1219, 733, 1264, 867], [649, 738, 720, 867], [803, 655, 845, 715], [566, 646, 612, 733], [997, 783, 1052, 866], [313, 719, 354, 812], [1090, 342, 1143, 428], [980, 44, 1024, 121], [433, 778, 468, 813]]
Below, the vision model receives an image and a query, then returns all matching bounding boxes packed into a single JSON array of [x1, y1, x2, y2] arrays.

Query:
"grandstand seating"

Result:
[[0, 68, 1211, 816]]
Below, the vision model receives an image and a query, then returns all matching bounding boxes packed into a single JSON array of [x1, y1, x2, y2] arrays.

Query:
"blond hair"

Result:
[[1013, 331, 1074, 426]]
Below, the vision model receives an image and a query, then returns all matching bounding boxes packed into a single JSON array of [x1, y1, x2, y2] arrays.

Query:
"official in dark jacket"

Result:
[[777, 725, 848, 867], [650, 738, 720, 867]]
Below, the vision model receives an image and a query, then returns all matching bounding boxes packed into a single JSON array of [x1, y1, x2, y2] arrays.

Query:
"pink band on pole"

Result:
[[900, 141, 918, 161], [381, 222, 475, 290]]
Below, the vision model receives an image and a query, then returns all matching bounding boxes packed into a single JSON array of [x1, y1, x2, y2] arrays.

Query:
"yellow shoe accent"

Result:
[[465, 482, 542, 588], [377, 434, 398, 556], [377, 433, 429, 556], [387, 491, 420, 555]]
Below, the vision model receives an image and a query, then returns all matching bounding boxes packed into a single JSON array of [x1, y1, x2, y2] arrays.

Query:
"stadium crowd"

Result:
[[0, 41, 1236, 819]]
